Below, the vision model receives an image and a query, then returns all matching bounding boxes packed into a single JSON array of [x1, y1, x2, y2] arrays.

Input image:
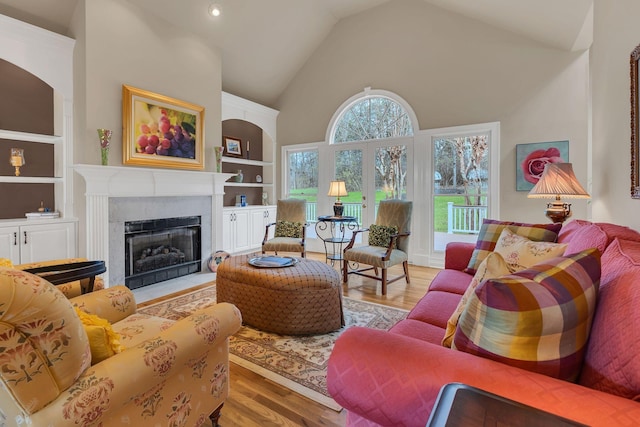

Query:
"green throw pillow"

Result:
[[368, 224, 398, 248], [275, 220, 303, 238]]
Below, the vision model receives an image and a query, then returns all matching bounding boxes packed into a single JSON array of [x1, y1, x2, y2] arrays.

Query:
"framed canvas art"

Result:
[[122, 85, 204, 170], [516, 140, 569, 191]]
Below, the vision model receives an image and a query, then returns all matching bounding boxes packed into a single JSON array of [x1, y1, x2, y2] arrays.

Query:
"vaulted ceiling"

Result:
[[0, 0, 592, 107]]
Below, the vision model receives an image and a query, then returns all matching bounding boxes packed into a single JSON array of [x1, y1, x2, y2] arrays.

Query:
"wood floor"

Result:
[[141, 252, 440, 427]]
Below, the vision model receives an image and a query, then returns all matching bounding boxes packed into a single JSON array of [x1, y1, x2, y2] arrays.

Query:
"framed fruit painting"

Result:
[[122, 85, 204, 170]]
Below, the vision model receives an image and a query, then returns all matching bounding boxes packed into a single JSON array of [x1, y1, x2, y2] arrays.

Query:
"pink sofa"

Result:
[[327, 220, 640, 426]]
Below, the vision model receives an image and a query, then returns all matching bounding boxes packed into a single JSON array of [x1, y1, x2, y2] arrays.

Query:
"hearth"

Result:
[[124, 216, 201, 289]]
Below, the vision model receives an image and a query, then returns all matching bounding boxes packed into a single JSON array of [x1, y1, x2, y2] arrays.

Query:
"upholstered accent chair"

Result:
[[262, 198, 308, 258], [342, 199, 413, 295], [0, 267, 241, 426]]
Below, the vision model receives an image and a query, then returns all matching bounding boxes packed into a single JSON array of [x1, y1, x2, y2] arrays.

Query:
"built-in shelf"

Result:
[[221, 157, 272, 167], [0, 130, 62, 144], [0, 177, 63, 183], [222, 91, 279, 208], [1, 15, 74, 222], [224, 182, 273, 188]]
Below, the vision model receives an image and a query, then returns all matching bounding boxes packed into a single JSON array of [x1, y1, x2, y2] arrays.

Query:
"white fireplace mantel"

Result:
[[75, 164, 235, 285]]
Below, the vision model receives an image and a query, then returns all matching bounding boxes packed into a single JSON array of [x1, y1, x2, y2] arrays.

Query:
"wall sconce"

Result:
[[527, 163, 590, 223], [10, 148, 25, 176], [328, 180, 348, 217]]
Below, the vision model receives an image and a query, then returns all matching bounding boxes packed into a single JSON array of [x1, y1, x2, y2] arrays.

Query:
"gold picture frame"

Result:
[[631, 44, 640, 198], [122, 85, 204, 170]]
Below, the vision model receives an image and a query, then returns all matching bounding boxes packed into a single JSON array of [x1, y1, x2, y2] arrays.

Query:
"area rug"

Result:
[[137, 284, 408, 411]]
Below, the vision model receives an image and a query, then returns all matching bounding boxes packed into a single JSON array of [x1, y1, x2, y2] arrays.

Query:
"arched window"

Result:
[[331, 94, 414, 143]]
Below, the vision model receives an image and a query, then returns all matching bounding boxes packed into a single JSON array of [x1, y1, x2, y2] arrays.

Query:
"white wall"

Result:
[[69, 0, 223, 256], [275, 0, 590, 223], [591, 0, 640, 229]]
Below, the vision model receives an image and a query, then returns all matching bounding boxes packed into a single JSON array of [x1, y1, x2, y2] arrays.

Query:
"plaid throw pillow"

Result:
[[465, 219, 562, 274], [453, 248, 601, 382], [275, 220, 302, 238], [368, 224, 398, 248]]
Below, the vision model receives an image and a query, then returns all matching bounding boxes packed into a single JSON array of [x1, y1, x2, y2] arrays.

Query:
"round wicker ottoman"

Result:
[[216, 255, 344, 335]]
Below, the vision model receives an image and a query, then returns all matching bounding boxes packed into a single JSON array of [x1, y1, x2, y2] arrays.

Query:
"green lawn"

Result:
[[433, 195, 465, 232], [290, 189, 470, 232]]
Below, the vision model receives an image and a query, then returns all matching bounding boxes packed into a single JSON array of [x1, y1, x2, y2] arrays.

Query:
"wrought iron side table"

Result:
[[315, 215, 359, 266]]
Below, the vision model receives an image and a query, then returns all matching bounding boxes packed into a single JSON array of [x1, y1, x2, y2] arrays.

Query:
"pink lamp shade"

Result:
[[527, 163, 589, 223]]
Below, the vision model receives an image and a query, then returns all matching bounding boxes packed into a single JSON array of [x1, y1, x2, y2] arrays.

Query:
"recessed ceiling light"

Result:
[[208, 3, 222, 17]]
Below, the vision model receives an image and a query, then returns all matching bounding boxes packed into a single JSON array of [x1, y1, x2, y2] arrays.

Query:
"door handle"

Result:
[[362, 204, 367, 208], [13, 232, 17, 246], [23, 231, 27, 245]]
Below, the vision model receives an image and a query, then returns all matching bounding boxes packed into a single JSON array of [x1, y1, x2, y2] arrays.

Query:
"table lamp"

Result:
[[527, 163, 590, 223], [10, 148, 25, 176], [328, 180, 348, 217]]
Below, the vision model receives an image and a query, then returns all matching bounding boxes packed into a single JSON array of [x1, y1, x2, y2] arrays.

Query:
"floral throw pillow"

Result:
[[368, 224, 399, 248], [494, 227, 568, 271], [275, 220, 303, 238], [464, 219, 562, 275]]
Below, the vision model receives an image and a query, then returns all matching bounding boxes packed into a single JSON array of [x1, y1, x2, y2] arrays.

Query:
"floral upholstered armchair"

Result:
[[0, 267, 242, 426]]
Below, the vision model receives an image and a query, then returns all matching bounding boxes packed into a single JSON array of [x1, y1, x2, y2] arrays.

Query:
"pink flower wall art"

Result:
[[516, 141, 569, 191]]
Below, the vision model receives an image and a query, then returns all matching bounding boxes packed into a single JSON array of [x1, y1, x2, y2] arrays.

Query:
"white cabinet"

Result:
[[222, 208, 252, 254], [223, 206, 277, 254], [249, 206, 277, 248], [0, 220, 77, 265]]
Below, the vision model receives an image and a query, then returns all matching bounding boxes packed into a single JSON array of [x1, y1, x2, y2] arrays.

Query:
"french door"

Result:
[[425, 122, 500, 259], [329, 137, 412, 228]]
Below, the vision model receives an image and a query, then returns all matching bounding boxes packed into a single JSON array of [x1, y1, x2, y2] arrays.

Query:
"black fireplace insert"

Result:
[[124, 216, 201, 289]]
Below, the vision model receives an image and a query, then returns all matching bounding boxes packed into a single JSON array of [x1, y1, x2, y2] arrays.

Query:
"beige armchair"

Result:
[[342, 199, 413, 295], [0, 267, 241, 426], [262, 198, 308, 258]]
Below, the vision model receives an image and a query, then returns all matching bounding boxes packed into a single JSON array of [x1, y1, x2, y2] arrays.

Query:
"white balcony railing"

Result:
[[305, 202, 363, 224], [447, 202, 486, 234]]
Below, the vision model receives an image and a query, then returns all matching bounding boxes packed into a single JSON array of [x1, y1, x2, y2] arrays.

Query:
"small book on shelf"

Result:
[[25, 211, 60, 219]]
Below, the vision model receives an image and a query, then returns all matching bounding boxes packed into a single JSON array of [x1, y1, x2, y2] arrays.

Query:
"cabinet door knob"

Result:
[[13, 232, 17, 246], [23, 231, 27, 245]]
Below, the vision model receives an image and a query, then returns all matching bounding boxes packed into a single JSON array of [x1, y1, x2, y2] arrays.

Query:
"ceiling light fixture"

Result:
[[208, 3, 222, 17]]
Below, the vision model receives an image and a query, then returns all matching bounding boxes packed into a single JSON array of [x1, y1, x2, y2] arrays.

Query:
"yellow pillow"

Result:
[[0, 258, 14, 268], [74, 307, 124, 364]]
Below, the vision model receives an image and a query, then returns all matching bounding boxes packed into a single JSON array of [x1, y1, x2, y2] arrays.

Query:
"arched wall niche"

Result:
[[0, 58, 55, 135], [0, 14, 75, 221]]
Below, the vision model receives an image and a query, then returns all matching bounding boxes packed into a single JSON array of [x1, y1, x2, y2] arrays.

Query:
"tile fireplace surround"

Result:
[[75, 164, 234, 286]]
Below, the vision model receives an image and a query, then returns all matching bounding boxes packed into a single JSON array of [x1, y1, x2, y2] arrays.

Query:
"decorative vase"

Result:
[[235, 169, 243, 183], [214, 146, 225, 172], [97, 128, 112, 166]]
